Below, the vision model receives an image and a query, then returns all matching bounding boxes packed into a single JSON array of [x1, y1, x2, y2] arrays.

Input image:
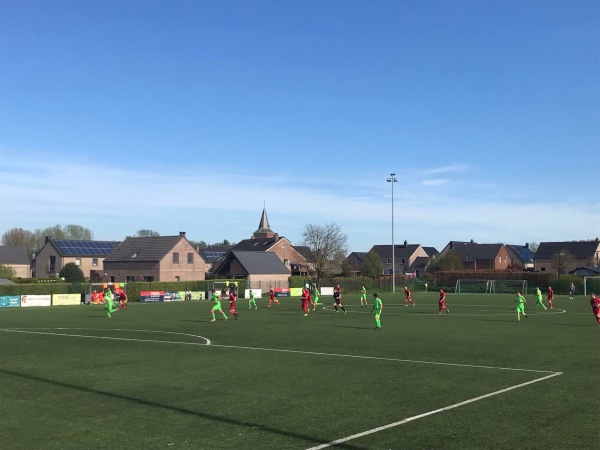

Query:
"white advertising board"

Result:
[[20, 295, 51, 307]]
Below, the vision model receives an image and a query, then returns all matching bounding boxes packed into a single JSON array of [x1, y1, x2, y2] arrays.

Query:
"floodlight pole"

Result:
[[387, 173, 398, 293]]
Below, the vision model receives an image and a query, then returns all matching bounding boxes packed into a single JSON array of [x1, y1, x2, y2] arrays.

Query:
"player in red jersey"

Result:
[[229, 289, 239, 319], [301, 287, 310, 316], [547, 286, 554, 310], [590, 293, 600, 326], [438, 289, 449, 314], [404, 286, 415, 306], [267, 285, 280, 308]]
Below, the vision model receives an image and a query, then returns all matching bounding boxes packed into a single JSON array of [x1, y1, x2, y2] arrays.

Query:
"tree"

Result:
[[2, 224, 94, 259], [301, 223, 348, 282], [59, 262, 85, 283], [1, 228, 37, 258], [361, 250, 383, 280], [438, 250, 464, 271], [0, 264, 16, 279], [135, 229, 160, 237], [553, 249, 575, 276]]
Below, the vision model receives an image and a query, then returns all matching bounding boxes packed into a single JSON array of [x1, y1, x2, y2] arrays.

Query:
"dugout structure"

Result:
[[583, 276, 600, 295], [455, 279, 527, 294]]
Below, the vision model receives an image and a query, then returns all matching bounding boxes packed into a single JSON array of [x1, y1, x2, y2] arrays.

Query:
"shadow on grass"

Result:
[[0, 368, 367, 449]]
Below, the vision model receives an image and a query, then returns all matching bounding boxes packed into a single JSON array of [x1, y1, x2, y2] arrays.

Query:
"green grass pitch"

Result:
[[0, 292, 597, 449]]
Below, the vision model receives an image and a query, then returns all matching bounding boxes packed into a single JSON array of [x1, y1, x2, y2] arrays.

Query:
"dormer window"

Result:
[[131, 252, 140, 259]]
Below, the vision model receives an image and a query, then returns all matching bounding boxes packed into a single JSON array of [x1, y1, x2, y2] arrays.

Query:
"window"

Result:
[[92, 258, 98, 266], [401, 258, 406, 264], [498, 256, 502, 262], [49, 256, 56, 273], [131, 252, 140, 259], [187, 253, 193, 264], [75, 258, 81, 266], [126, 276, 135, 282], [387, 259, 391, 264], [540, 267, 546, 272], [143, 276, 155, 282], [173, 252, 179, 264], [284, 259, 289, 266], [175, 276, 180, 282], [503, 256, 507, 262]]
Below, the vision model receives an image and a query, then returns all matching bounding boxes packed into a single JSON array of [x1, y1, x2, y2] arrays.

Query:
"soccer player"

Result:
[[301, 287, 310, 316], [104, 290, 118, 318], [248, 289, 257, 309], [404, 286, 415, 306], [229, 289, 239, 319], [119, 289, 128, 310], [333, 286, 346, 314], [91, 290, 100, 304], [515, 291, 528, 321], [372, 293, 383, 329], [312, 286, 322, 306], [534, 287, 547, 311], [267, 286, 280, 308], [547, 286, 554, 310], [210, 291, 228, 322], [360, 285, 367, 307], [589, 293, 600, 326], [569, 283, 575, 300], [438, 289, 449, 314]]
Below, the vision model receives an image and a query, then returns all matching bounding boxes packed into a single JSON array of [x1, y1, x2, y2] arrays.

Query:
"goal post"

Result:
[[455, 279, 527, 294], [584, 276, 600, 296], [490, 280, 528, 295], [454, 280, 492, 294]]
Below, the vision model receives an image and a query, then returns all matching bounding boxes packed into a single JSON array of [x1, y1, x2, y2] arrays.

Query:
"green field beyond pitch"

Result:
[[0, 292, 597, 449]]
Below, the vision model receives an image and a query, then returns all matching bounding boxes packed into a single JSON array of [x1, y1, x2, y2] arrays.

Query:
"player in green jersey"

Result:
[[210, 292, 228, 322], [104, 290, 118, 318], [312, 286, 322, 306], [515, 291, 528, 321], [360, 285, 368, 307], [372, 293, 383, 329], [534, 287, 547, 311], [248, 289, 257, 309]]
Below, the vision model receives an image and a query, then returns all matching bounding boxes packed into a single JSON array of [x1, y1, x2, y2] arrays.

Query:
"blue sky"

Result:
[[1, 0, 599, 252]]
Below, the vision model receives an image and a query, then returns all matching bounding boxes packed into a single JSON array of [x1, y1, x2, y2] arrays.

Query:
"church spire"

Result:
[[252, 205, 277, 239]]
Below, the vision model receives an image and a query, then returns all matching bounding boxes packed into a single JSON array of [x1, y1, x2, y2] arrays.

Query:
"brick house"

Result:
[[102, 232, 206, 282], [440, 241, 510, 270], [35, 237, 118, 279], [344, 252, 368, 276], [534, 239, 600, 274], [368, 241, 429, 275], [0, 245, 31, 278]]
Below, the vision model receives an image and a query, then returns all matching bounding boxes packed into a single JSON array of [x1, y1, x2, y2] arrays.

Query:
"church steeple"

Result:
[[252, 205, 277, 239]]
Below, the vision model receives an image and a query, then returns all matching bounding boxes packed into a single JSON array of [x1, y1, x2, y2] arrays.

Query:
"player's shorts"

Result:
[[593, 308, 600, 317], [361, 294, 366, 300], [517, 304, 525, 313], [373, 309, 381, 315], [334, 299, 342, 305], [212, 302, 222, 311]]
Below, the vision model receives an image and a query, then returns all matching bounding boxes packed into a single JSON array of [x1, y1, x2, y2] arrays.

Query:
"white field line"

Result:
[[305, 371, 563, 450], [1, 327, 564, 447], [0, 327, 559, 374]]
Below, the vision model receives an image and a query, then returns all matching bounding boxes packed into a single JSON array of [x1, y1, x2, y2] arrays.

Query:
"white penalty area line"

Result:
[[305, 371, 563, 450]]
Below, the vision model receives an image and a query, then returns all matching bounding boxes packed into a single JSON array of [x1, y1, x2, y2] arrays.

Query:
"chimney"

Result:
[[470, 239, 474, 243], [45, 235, 51, 243], [179, 231, 186, 238], [450, 242, 454, 250], [525, 243, 529, 249], [403, 240, 407, 247]]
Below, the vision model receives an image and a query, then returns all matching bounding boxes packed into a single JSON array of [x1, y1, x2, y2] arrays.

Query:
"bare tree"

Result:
[[2, 224, 93, 258], [301, 223, 348, 282]]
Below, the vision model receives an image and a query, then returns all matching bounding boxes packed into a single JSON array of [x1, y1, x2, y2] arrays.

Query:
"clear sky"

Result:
[[1, 0, 599, 253]]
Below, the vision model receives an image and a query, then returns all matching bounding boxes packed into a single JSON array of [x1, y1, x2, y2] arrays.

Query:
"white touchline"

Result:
[[305, 371, 563, 450]]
